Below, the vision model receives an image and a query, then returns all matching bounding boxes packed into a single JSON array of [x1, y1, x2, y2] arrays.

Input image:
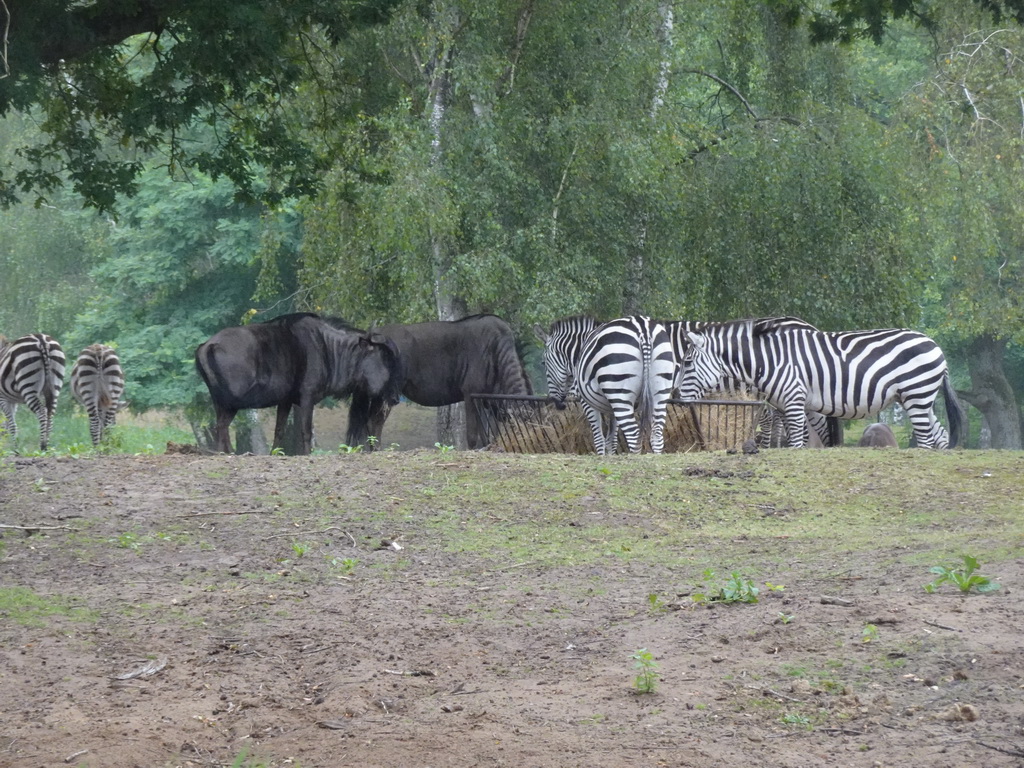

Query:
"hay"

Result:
[[478, 393, 764, 454]]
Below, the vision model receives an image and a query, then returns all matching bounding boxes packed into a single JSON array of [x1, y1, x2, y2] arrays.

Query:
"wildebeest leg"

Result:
[[272, 403, 292, 453], [294, 398, 316, 455], [464, 397, 484, 450], [213, 405, 238, 454]]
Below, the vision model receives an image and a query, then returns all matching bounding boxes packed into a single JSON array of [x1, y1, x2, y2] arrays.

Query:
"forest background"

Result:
[[2, 0, 1024, 448]]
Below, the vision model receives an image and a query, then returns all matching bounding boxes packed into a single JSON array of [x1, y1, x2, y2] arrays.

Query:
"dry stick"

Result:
[[924, 619, 961, 632], [0, 523, 74, 531], [263, 526, 344, 541], [174, 510, 253, 518], [820, 595, 855, 606], [977, 741, 1024, 758]]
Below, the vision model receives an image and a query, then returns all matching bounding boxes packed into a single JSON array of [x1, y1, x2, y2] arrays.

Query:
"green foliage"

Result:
[[1, 0, 402, 210], [924, 554, 1001, 594], [631, 648, 658, 695], [861, 623, 880, 643], [692, 569, 761, 605]]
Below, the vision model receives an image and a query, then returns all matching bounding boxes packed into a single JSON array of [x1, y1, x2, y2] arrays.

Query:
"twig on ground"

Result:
[[0, 523, 75, 531], [820, 595, 855, 606], [263, 526, 344, 540], [924, 619, 961, 632], [977, 741, 1024, 757]]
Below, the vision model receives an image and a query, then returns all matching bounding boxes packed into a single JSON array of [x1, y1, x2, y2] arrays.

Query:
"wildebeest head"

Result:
[[352, 331, 403, 406]]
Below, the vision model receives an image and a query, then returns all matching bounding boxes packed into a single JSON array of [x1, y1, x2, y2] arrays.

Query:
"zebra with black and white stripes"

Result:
[[663, 316, 842, 447], [535, 315, 677, 454], [71, 344, 125, 446], [676, 318, 963, 449], [0, 333, 66, 451]]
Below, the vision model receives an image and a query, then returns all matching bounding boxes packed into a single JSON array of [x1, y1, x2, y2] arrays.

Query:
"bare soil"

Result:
[[1, 449, 1022, 768]]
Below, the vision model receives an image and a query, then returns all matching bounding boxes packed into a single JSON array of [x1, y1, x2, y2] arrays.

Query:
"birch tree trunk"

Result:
[[623, 1, 673, 314], [424, 9, 467, 448]]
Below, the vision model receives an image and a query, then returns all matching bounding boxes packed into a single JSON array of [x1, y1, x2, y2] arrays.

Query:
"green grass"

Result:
[[2, 407, 192, 456], [0, 586, 98, 626]]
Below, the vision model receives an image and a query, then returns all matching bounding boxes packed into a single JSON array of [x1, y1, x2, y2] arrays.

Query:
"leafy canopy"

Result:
[[0, 0, 401, 211]]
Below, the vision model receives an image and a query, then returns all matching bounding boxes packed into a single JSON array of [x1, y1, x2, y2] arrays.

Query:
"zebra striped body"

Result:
[[664, 317, 841, 447], [537, 316, 677, 454], [0, 334, 66, 451], [677, 319, 963, 449], [71, 344, 125, 446]]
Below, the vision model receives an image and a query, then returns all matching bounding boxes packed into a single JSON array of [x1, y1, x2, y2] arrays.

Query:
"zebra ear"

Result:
[[532, 324, 549, 344], [686, 332, 705, 351]]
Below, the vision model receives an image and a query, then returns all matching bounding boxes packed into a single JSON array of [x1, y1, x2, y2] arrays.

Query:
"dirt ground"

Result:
[[1, 450, 1022, 768]]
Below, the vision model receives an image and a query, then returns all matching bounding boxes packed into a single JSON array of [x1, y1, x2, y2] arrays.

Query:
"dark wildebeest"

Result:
[[858, 422, 899, 448], [195, 313, 403, 455], [350, 314, 533, 450]]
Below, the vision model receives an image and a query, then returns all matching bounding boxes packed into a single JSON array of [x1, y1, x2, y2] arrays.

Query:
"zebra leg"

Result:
[[88, 406, 103, 446], [612, 407, 643, 453], [906, 403, 948, 449], [0, 400, 15, 442], [581, 402, 607, 454], [781, 405, 808, 448]]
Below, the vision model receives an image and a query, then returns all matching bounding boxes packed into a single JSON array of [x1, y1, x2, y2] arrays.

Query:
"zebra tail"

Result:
[[39, 338, 57, 413], [943, 373, 966, 448], [638, 337, 654, 443]]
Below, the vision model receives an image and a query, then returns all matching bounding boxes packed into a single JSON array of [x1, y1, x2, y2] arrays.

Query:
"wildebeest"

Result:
[[351, 314, 533, 450], [195, 313, 403, 455], [858, 422, 899, 448]]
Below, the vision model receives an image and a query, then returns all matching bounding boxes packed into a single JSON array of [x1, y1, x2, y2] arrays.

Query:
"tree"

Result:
[[894, 14, 1024, 447], [0, 0, 401, 211], [67, 165, 301, 420]]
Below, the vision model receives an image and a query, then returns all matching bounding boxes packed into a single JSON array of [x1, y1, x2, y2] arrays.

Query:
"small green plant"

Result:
[[336, 443, 363, 454], [765, 581, 785, 593], [112, 531, 141, 550], [269, 446, 286, 456], [924, 554, 1000, 594], [291, 541, 312, 558], [780, 712, 811, 728], [646, 593, 669, 614], [327, 556, 358, 576], [861, 623, 880, 643], [692, 569, 760, 605], [777, 612, 795, 625], [434, 442, 455, 453], [631, 648, 658, 694]]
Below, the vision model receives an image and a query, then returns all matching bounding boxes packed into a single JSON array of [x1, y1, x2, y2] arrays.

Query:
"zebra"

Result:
[[676, 318, 964, 449], [535, 315, 677, 454], [71, 344, 125, 446], [0, 333, 67, 451], [663, 317, 842, 447]]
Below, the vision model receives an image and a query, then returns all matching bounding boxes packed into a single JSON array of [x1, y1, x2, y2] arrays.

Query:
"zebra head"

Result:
[[676, 332, 724, 402], [534, 316, 596, 409]]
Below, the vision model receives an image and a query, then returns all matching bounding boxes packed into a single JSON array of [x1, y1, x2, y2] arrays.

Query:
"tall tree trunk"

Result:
[[959, 334, 1021, 449], [623, 2, 673, 314], [425, 12, 467, 448]]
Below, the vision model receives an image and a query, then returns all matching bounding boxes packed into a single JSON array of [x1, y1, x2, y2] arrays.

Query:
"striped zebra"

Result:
[[535, 315, 677, 454], [0, 333, 67, 451], [663, 317, 842, 447], [677, 318, 964, 449], [71, 344, 125, 446]]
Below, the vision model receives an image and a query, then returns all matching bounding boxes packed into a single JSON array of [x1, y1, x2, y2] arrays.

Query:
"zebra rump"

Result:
[[71, 344, 125, 446], [0, 333, 66, 451]]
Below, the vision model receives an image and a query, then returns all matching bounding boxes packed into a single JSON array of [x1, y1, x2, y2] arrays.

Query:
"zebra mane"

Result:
[[749, 316, 818, 336], [550, 315, 598, 331]]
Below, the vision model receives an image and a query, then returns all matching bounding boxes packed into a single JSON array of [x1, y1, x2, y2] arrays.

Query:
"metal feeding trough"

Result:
[[469, 394, 767, 454]]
